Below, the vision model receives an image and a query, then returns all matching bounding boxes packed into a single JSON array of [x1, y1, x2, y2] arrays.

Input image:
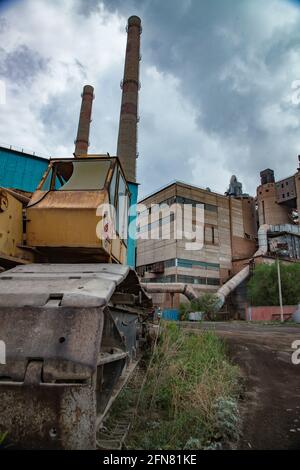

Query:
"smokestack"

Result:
[[74, 84, 94, 157], [117, 15, 142, 182]]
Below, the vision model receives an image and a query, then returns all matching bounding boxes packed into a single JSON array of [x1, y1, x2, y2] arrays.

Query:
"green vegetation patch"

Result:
[[126, 323, 241, 450], [247, 262, 300, 306], [179, 293, 220, 321]]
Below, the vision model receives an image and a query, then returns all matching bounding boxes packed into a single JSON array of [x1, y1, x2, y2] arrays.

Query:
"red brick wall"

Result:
[[245, 305, 297, 321]]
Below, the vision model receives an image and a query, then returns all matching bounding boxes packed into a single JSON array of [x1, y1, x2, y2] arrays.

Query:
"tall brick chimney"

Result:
[[74, 84, 94, 157], [117, 16, 142, 182]]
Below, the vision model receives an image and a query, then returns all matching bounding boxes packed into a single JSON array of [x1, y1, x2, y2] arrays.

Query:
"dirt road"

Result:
[[183, 321, 300, 450]]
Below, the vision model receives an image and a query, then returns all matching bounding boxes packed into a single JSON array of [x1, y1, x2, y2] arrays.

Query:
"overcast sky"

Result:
[[0, 0, 300, 198]]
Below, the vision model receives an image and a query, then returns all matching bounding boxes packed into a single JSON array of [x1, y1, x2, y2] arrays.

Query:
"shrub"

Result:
[[247, 262, 300, 306], [179, 293, 219, 321]]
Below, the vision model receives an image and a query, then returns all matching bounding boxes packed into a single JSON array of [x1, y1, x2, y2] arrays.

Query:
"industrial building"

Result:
[[136, 156, 300, 312], [257, 157, 300, 226], [256, 157, 300, 260], [136, 178, 257, 310]]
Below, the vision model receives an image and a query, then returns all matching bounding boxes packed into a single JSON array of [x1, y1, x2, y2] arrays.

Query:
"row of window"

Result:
[[138, 257, 220, 272], [137, 213, 175, 233], [139, 195, 218, 215], [141, 274, 220, 286]]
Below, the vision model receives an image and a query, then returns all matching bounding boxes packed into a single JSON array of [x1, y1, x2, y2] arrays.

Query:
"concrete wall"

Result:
[[257, 183, 290, 226], [296, 171, 300, 223]]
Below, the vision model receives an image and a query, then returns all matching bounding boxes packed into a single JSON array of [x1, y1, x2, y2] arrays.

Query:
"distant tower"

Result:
[[74, 85, 94, 157], [260, 168, 275, 185], [257, 168, 290, 225], [227, 175, 243, 197], [117, 16, 142, 182]]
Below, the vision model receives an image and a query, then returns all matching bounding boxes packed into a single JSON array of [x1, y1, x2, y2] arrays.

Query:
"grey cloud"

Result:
[[98, 0, 300, 194], [0, 45, 48, 84], [1, 0, 300, 199]]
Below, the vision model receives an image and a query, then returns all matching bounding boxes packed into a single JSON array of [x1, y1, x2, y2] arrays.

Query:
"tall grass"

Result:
[[126, 323, 241, 449]]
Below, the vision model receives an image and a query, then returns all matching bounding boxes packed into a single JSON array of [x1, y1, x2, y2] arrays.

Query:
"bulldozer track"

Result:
[[96, 365, 145, 450]]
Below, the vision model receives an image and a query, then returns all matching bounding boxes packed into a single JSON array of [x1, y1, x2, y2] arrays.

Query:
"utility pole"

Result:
[[277, 256, 284, 323]]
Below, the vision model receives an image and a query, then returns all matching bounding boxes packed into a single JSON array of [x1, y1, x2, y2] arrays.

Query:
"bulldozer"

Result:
[[0, 15, 151, 449]]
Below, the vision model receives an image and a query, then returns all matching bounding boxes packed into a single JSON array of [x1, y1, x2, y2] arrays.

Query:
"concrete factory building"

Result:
[[136, 155, 300, 312], [136, 179, 257, 310], [257, 157, 300, 227]]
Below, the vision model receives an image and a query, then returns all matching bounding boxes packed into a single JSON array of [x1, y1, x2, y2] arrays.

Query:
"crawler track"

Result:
[[97, 365, 145, 449]]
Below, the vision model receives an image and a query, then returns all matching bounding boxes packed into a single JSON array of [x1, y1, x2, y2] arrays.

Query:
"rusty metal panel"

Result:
[[26, 189, 108, 251], [0, 382, 96, 449], [0, 263, 130, 307], [0, 190, 23, 258], [0, 305, 103, 380]]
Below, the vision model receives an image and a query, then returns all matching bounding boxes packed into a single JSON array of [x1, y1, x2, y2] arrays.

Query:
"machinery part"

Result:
[[96, 364, 144, 450], [0, 263, 151, 449], [0, 186, 30, 205], [0, 188, 33, 269], [0, 190, 8, 213]]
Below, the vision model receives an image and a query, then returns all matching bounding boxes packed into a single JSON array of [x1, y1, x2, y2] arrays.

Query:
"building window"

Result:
[[137, 258, 220, 274], [205, 225, 216, 245]]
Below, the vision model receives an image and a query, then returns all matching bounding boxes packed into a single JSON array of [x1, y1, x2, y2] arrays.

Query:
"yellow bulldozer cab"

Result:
[[26, 155, 130, 264]]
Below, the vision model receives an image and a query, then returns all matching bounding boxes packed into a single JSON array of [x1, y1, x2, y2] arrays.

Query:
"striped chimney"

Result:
[[117, 15, 142, 182], [74, 84, 94, 157]]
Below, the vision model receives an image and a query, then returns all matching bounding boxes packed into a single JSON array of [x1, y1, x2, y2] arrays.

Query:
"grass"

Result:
[[124, 322, 242, 450]]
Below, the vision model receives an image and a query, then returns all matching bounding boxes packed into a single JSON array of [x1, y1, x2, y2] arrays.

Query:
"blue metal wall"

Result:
[[0, 146, 49, 192], [127, 182, 138, 268], [162, 309, 179, 321]]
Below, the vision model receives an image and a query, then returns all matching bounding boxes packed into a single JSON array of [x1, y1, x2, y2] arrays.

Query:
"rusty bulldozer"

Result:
[[0, 16, 153, 449]]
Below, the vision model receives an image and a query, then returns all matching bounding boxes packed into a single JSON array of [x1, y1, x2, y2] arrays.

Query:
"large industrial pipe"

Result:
[[215, 265, 250, 309], [214, 224, 270, 309], [117, 16, 142, 182], [141, 282, 198, 301], [74, 85, 94, 157]]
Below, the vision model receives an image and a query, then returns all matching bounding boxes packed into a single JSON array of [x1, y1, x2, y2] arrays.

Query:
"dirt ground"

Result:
[[183, 321, 300, 450]]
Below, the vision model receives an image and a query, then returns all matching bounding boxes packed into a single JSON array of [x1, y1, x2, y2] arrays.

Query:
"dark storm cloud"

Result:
[[0, 45, 48, 84], [1, 0, 300, 198], [97, 0, 300, 195]]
